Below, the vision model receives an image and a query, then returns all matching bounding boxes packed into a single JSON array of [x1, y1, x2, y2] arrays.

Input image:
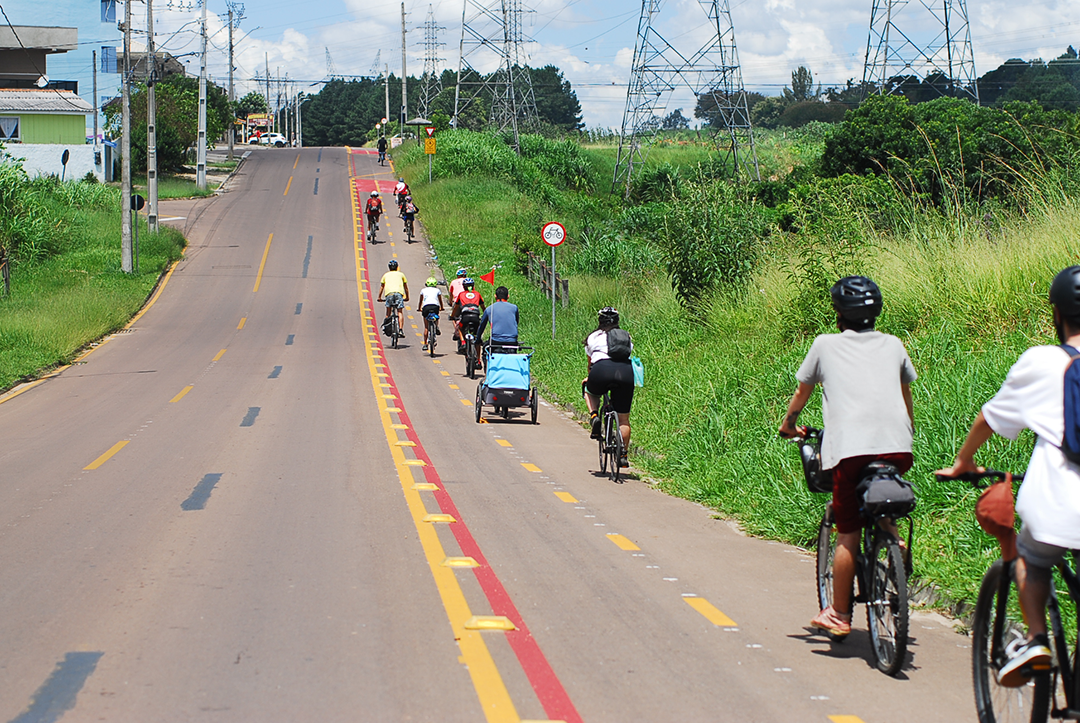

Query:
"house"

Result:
[[0, 26, 102, 181]]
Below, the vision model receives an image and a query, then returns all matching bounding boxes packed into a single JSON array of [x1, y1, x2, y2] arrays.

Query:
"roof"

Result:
[[0, 26, 77, 53], [0, 89, 92, 114]]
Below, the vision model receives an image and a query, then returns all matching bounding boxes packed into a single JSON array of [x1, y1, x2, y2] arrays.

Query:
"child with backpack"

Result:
[[937, 265, 1080, 687], [583, 306, 634, 468]]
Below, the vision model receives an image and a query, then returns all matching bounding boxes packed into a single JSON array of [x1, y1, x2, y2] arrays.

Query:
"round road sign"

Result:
[[542, 221, 566, 247]]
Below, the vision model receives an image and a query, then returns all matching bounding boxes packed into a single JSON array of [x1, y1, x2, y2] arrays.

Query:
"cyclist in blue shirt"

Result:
[[476, 286, 519, 347]]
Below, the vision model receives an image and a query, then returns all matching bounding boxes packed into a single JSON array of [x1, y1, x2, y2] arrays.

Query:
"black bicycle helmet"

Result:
[[388, 260, 398, 270], [1050, 266, 1080, 320], [830, 276, 882, 324], [598, 306, 620, 327]]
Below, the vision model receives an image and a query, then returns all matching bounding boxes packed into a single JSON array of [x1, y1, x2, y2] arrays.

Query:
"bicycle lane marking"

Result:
[[348, 159, 581, 723]]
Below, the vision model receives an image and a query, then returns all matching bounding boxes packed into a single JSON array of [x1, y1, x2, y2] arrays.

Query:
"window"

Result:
[[0, 117, 19, 141]]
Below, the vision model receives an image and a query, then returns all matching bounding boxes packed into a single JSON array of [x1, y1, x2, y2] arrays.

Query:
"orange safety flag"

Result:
[[480, 269, 495, 285]]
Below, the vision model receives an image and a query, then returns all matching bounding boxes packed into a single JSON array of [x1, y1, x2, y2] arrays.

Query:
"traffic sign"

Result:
[[425, 126, 436, 138], [130, 194, 146, 211], [424, 137, 436, 155], [542, 222, 566, 247]]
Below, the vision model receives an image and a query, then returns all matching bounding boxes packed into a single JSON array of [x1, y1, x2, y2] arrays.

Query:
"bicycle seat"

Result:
[[859, 461, 900, 479]]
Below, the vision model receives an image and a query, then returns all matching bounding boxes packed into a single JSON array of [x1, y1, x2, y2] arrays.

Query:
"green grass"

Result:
[[0, 179, 185, 390], [398, 130, 1080, 618], [128, 174, 218, 199]]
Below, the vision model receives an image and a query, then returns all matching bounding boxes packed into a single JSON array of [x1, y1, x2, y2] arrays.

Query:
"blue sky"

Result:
[[7, 0, 1080, 130]]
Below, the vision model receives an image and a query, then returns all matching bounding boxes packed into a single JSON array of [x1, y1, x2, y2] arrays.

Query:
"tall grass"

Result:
[[399, 133, 1080, 615]]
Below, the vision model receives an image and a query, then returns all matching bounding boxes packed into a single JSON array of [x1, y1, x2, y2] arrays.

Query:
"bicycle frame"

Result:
[[1049, 553, 1080, 717]]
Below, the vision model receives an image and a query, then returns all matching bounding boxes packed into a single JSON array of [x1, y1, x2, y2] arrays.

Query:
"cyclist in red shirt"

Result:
[[365, 191, 384, 242], [450, 278, 486, 361]]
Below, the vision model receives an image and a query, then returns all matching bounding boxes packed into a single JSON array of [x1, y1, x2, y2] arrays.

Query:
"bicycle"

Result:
[[943, 469, 1079, 723], [378, 149, 386, 165], [584, 383, 624, 483], [424, 309, 439, 358], [382, 302, 401, 350], [797, 427, 914, 676], [366, 214, 379, 245], [404, 216, 415, 243], [464, 331, 479, 379]]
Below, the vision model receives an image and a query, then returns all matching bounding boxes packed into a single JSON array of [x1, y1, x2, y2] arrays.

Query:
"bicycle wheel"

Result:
[[391, 316, 399, 349], [466, 344, 476, 378], [604, 411, 621, 483], [428, 321, 436, 357], [816, 503, 837, 615], [972, 559, 1051, 723], [474, 384, 483, 423], [866, 533, 909, 676], [598, 412, 608, 475]]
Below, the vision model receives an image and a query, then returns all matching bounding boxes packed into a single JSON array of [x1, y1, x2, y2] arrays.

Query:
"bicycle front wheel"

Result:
[[816, 503, 836, 614], [866, 534, 909, 676], [972, 559, 1051, 723]]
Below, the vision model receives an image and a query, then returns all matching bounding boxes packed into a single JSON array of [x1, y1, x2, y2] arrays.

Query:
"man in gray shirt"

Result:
[[779, 276, 916, 639]]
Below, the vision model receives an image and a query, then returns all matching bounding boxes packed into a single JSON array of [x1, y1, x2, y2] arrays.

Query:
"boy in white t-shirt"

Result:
[[416, 277, 444, 351], [938, 265, 1080, 686]]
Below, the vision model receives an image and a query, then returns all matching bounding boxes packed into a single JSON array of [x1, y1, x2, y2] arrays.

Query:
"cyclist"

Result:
[[451, 278, 485, 363], [377, 260, 409, 339], [394, 178, 410, 215], [937, 265, 1080, 686], [365, 191, 384, 242], [778, 276, 916, 639], [402, 195, 419, 236], [583, 307, 635, 468], [448, 269, 468, 333], [476, 286, 519, 349], [377, 135, 388, 164], [416, 277, 444, 351]]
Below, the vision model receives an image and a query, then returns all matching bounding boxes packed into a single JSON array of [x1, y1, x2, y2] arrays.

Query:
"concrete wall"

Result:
[[6, 143, 103, 182]]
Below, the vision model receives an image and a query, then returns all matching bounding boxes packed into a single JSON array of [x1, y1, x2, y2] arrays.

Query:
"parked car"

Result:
[[248, 132, 286, 147]]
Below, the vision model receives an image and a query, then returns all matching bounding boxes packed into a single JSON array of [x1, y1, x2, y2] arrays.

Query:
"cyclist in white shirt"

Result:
[[938, 265, 1080, 686], [416, 278, 444, 351]]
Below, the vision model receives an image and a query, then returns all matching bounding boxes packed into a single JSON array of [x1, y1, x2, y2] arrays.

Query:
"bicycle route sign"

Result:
[[542, 222, 566, 247]]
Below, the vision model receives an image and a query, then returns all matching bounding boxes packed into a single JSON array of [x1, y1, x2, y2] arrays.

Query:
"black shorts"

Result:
[[586, 359, 635, 414], [421, 304, 440, 318]]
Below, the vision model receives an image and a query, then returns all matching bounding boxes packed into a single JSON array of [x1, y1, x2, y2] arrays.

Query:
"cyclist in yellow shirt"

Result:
[[377, 260, 409, 338]]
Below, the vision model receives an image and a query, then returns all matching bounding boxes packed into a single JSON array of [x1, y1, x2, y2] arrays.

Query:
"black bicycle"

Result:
[[797, 427, 914, 676], [378, 149, 386, 165], [583, 383, 623, 483], [424, 309, 439, 358], [404, 216, 415, 243], [367, 215, 379, 244], [943, 469, 1079, 723], [383, 305, 401, 349]]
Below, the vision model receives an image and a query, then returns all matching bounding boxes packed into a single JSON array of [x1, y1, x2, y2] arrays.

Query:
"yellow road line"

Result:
[[84, 440, 129, 470], [284, 176, 293, 195], [293, 154, 299, 169], [213, 348, 227, 362], [521, 463, 542, 473], [554, 491, 577, 503], [828, 717, 866, 723], [684, 597, 737, 627], [253, 233, 273, 292], [349, 169, 518, 723], [170, 385, 194, 403], [606, 533, 640, 551], [495, 439, 512, 447], [237, 317, 247, 329], [461, 399, 472, 406]]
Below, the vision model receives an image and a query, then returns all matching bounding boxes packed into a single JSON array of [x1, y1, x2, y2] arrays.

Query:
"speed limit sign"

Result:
[[542, 221, 566, 247]]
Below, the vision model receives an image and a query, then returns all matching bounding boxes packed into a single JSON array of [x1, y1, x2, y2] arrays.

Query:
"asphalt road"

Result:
[[0, 146, 977, 722]]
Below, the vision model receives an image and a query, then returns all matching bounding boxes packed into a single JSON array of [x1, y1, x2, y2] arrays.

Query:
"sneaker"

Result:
[[998, 635, 1052, 687], [590, 414, 601, 440], [619, 454, 629, 468], [436, 327, 441, 335], [810, 606, 852, 639], [422, 343, 428, 351]]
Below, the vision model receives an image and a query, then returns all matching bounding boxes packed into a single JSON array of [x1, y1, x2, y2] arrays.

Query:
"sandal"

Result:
[[810, 606, 851, 639]]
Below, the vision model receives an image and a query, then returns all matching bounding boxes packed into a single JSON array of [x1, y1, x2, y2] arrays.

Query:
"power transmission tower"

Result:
[[368, 50, 381, 79], [453, 0, 538, 149], [613, 0, 759, 195], [325, 47, 337, 79], [418, 4, 444, 119], [863, 0, 979, 103]]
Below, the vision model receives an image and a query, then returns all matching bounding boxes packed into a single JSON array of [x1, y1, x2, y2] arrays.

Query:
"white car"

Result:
[[249, 132, 287, 147]]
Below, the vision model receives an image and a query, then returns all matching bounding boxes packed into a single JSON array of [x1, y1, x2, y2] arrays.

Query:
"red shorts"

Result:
[[831, 452, 913, 534]]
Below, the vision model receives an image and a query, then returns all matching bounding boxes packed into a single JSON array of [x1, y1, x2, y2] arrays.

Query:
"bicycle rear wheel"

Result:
[[816, 503, 837, 615], [604, 411, 622, 483], [466, 344, 476, 378], [972, 559, 1051, 723], [866, 533, 909, 675], [391, 316, 399, 349], [428, 321, 436, 357]]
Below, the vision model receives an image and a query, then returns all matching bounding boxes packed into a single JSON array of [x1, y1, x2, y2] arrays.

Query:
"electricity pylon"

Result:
[[419, 5, 445, 119], [614, 0, 759, 195], [453, 0, 538, 150], [863, 0, 979, 103]]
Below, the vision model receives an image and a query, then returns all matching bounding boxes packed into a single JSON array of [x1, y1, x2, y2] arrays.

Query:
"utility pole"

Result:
[[400, 2, 407, 135], [196, 0, 208, 190], [384, 63, 390, 129], [92, 49, 99, 174], [264, 53, 270, 114], [121, 0, 132, 272], [227, 7, 234, 160], [147, 0, 158, 233]]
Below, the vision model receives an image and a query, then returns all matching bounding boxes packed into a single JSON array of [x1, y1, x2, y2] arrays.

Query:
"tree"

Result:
[[661, 108, 690, 130], [235, 91, 267, 119], [787, 66, 816, 102], [694, 90, 766, 128], [529, 65, 584, 132], [749, 96, 787, 129]]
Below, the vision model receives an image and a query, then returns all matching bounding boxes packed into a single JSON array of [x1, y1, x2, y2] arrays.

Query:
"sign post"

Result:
[[130, 194, 146, 273], [424, 126, 436, 183], [542, 221, 566, 340]]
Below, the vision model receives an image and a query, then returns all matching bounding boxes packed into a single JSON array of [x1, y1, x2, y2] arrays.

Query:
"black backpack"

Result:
[[606, 328, 632, 361]]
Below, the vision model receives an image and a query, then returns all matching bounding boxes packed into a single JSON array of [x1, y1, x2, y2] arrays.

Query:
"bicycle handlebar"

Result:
[[934, 469, 1025, 488]]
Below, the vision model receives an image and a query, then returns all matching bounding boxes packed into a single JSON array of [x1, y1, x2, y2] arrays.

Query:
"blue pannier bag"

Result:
[[1062, 345, 1080, 464]]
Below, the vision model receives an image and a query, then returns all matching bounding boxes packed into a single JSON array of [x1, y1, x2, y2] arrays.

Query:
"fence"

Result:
[[0, 248, 8, 297], [525, 250, 569, 308]]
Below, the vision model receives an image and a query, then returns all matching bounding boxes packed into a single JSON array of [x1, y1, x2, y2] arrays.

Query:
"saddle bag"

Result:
[[799, 429, 832, 494], [857, 464, 916, 517]]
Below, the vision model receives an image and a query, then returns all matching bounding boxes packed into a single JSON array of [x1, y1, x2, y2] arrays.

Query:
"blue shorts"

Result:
[[384, 293, 403, 309]]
